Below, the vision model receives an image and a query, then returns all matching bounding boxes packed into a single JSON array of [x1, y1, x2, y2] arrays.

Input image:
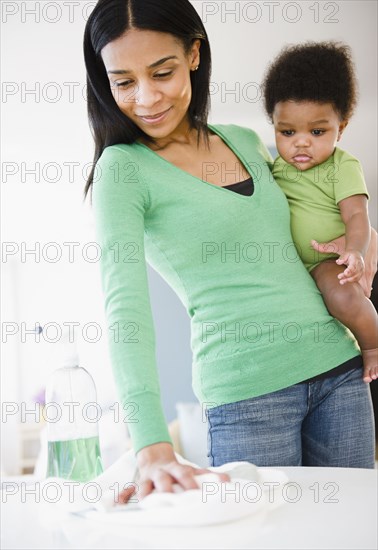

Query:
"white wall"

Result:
[[1, 2, 377, 461]]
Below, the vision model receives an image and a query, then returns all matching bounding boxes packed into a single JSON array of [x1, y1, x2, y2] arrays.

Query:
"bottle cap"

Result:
[[61, 330, 80, 368], [61, 345, 80, 368]]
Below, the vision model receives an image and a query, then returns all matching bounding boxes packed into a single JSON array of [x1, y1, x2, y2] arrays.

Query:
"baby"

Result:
[[262, 41, 377, 383]]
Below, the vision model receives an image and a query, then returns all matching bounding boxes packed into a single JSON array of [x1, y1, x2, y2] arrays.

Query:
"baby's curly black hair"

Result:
[[262, 41, 358, 122]]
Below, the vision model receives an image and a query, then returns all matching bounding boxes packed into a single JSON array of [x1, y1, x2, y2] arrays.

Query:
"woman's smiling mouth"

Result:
[[137, 107, 172, 124]]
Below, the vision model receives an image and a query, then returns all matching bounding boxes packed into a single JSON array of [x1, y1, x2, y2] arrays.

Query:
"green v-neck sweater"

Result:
[[92, 124, 359, 454]]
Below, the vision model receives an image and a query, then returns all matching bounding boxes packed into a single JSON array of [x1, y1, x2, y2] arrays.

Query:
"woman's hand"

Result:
[[363, 228, 378, 296], [116, 442, 230, 504], [311, 227, 377, 297]]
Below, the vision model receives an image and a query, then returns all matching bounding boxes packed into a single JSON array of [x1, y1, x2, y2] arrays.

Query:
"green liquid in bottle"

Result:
[[47, 436, 103, 482]]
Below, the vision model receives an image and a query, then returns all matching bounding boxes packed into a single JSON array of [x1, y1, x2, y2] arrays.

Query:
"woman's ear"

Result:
[[337, 120, 349, 141], [190, 39, 201, 71]]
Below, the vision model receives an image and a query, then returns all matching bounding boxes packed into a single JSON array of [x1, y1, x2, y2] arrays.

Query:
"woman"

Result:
[[83, 0, 377, 502]]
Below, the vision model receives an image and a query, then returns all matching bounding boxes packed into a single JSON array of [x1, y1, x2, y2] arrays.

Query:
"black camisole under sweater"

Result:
[[223, 177, 254, 196]]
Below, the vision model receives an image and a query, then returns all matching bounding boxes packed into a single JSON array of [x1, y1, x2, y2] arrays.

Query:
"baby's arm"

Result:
[[336, 194, 370, 284]]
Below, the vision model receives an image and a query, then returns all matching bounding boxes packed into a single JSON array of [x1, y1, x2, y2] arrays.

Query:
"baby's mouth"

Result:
[[292, 154, 312, 163]]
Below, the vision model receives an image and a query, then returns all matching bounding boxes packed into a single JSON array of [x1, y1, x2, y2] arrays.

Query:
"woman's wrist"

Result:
[[136, 441, 175, 467]]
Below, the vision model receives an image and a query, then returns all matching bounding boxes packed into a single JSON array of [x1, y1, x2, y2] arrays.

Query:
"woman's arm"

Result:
[[359, 228, 377, 298], [312, 226, 378, 297], [92, 147, 230, 502]]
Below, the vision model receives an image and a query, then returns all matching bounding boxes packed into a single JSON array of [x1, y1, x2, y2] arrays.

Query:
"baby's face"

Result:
[[272, 101, 348, 171]]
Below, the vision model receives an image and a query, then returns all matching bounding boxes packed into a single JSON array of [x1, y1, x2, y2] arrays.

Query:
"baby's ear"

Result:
[[337, 120, 348, 140]]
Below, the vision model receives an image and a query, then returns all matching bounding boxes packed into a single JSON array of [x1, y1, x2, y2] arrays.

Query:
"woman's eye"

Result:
[[281, 130, 294, 136], [312, 129, 325, 136], [114, 80, 133, 88], [154, 71, 173, 78], [113, 71, 172, 88]]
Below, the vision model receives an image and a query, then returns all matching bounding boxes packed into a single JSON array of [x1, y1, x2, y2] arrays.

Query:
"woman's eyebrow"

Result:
[[107, 55, 178, 74]]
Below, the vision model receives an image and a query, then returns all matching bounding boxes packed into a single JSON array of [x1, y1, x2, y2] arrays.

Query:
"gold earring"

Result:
[[192, 65, 199, 71]]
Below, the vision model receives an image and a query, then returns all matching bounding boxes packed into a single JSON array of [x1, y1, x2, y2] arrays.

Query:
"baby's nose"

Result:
[[294, 134, 310, 147]]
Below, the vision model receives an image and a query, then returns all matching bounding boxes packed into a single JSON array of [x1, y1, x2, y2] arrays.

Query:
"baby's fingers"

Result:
[[339, 265, 363, 283], [338, 260, 363, 280], [338, 264, 354, 279], [336, 253, 348, 266], [339, 274, 360, 284]]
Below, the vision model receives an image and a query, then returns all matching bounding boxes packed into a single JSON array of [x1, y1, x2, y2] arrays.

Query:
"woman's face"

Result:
[[101, 29, 200, 143]]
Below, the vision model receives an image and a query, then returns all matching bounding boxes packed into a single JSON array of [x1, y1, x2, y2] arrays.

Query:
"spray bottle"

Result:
[[45, 330, 103, 481]]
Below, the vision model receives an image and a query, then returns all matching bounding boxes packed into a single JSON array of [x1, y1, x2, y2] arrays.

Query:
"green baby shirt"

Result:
[[273, 147, 370, 271]]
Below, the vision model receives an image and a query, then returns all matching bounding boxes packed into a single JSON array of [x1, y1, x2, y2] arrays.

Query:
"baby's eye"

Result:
[[281, 130, 295, 136], [312, 129, 325, 136]]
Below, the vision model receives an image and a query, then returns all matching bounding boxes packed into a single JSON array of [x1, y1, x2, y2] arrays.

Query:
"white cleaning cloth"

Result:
[[39, 449, 288, 527]]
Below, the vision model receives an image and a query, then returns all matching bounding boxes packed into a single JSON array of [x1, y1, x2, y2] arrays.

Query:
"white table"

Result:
[[1, 467, 377, 549]]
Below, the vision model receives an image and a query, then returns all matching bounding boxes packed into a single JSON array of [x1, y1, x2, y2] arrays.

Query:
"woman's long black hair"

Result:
[[83, 0, 212, 202]]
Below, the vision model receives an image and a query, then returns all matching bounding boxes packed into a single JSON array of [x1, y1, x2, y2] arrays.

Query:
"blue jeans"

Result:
[[206, 366, 376, 468]]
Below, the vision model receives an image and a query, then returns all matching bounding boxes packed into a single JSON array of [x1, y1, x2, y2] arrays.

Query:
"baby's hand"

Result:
[[336, 249, 365, 284]]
